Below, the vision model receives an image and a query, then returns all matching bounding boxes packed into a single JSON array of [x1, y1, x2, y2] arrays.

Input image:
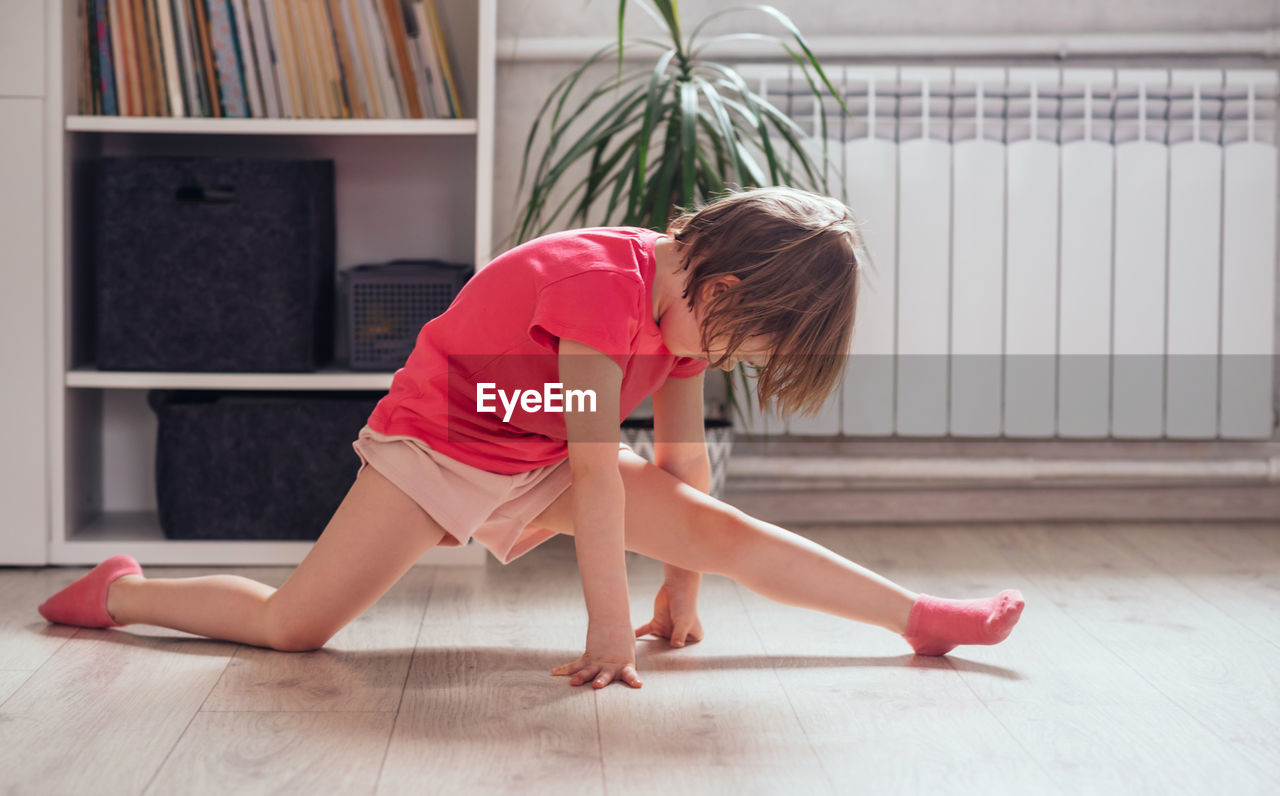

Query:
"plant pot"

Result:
[[620, 418, 734, 499]]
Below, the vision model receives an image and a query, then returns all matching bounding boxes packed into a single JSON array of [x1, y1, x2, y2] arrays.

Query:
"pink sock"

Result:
[[903, 589, 1025, 656], [38, 554, 143, 629]]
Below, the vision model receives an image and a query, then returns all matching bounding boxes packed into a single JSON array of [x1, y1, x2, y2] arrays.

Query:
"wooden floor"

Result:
[[2, 522, 1279, 795]]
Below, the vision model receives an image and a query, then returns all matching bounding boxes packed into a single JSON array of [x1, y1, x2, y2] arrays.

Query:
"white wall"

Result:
[[497, 0, 1276, 40], [492, 0, 1279, 244]]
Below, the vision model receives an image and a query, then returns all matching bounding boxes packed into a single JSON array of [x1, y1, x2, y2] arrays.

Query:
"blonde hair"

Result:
[[666, 187, 864, 417]]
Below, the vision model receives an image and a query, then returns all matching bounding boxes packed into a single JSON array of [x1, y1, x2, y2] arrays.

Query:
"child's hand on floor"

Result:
[[551, 623, 642, 689], [635, 581, 704, 648]]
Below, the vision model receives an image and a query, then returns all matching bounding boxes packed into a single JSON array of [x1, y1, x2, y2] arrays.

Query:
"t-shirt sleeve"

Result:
[[528, 271, 640, 370], [668, 355, 709, 378]]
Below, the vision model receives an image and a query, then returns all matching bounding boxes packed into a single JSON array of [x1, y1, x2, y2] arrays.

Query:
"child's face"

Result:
[[702, 335, 773, 372], [659, 276, 773, 370]]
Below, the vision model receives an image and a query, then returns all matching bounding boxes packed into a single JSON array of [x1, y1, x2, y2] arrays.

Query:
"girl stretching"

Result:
[[39, 188, 1024, 689]]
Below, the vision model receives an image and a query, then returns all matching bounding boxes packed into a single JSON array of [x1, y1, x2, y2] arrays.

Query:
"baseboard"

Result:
[[724, 483, 1280, 524]]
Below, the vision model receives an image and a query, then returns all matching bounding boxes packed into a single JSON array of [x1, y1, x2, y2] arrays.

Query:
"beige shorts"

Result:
[[351, 426, 588, 564]]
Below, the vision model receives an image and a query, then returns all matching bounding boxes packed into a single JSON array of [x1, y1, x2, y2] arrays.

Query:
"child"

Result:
[[39, 187, 1024, 689]]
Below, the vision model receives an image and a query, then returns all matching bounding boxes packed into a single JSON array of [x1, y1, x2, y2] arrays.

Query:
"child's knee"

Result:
[[263, 595, 337, 652], [690, 500, 753, 576], [269, 631, 329, 653]]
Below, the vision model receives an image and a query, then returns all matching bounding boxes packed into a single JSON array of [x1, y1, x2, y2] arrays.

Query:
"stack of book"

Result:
[[80, 0, 463, 119]]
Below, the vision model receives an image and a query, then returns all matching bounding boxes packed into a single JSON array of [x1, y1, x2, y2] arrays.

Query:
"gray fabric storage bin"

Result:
[[150, 390, 379, 540], [93, 157, 335, 372]]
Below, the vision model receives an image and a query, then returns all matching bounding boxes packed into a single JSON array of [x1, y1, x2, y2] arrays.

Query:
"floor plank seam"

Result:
[[141, 645, 237, 796], [1005, 539, 1278, 783], [731, 580, 838, 793], [1109, 527, 1280, 655], [196, 709, 400, 713], [1245, 526, 1280, 550], [945, 656, 1062, 790], [0, 669, 38, 711], [595, 692, 608, 796], [1059, 615, 1277, 782], [373, 566, 439, 794]]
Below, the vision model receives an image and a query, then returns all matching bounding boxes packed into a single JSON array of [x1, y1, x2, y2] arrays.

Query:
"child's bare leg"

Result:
[[533, 449, 1022, 652], [534, 451, 915, 630], [103, 466, 448, 651], [106, 573, 280, 649]]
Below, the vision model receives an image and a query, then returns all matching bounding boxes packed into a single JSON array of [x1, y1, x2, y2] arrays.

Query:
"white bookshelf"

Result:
[[65, 114, 478, 135], [44, 0, 497, 566], [66, 367, 395, 391]]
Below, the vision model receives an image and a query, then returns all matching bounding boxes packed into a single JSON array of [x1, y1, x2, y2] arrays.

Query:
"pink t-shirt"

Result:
[[366, 227, 708, 474]]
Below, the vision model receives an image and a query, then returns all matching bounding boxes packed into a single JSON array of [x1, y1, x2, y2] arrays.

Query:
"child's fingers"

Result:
[[587, 665, 639, 689], [619, 666, 643, 689], [570, 664, 602, 686], [670, 620, 692, 647], [551, 657, 588, 677], [634, 622, 654, 638]]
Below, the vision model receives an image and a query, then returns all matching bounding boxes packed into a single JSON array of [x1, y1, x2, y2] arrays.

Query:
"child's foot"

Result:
[[903, 589, 1025, 656], [37, 554, 144, 628]]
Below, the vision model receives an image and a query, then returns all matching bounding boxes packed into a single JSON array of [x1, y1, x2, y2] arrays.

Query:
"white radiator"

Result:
[[731, 65, 1280, 441]]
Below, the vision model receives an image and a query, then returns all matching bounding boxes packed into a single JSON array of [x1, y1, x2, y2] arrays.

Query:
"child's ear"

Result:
[[704, 275, 741, 301]]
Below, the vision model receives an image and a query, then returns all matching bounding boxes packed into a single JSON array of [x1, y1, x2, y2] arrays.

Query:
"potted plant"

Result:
[[512, 0, 847, 496]]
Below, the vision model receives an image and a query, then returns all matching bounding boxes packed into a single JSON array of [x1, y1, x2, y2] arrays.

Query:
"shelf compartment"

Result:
[[55, 510, 484, 566], [65, 116, 478, 136], [67, 368, 395, 391]]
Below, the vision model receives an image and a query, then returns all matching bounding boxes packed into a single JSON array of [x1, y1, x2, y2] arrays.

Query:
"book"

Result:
[[84, 0, 462, 118], [120, 0, 145, 115], [205, 0, 249, 117], [192, 0, 223, 116], [171, 0, 201, 116], [379, 0, 422, 117], [146, 0, 171, 115], [230, 0, 264, 117], [113, 0, 134, 114], [184, 0, 212, 116], [423, 0, 460, 116], [292, 0, 324, 116], [288, 0, 315, 115], [127, 0, 147, 114], [156, 0, 185, 116], [245, 0, 281, 117], [93, 0, 120, 114], [357, 0, 401, 118], [326, 0, 364, 118], [400, 1, 433, 117], [107, 0, 129, 114], [277, 0, 309, 116], [80, 0, 94, 114], [134, 0, 158, 115], [368, 0, 407, 118], [261, 0, 293, 117], [408, 1, 446, 118], [310, 0, 337, 116], [341, 0, 382, 118], [311, 0, 346, 117]]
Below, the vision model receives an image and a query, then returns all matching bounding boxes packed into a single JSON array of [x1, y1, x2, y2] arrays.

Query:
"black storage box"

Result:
[[93, 157, 335, 372], [149, 390, 379, 540]]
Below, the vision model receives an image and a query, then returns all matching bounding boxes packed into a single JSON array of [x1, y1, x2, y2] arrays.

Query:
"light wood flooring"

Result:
[[2, 522, 1279, 795]]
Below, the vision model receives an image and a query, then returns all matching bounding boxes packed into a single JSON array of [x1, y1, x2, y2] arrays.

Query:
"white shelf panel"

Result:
[[65, 116, 478, 136], [67, 368, 394, 391], [54, 511, 486, 567]]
